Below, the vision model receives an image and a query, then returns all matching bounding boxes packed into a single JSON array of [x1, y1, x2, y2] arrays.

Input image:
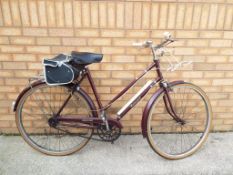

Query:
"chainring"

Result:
[[97, 123, 121, 142]]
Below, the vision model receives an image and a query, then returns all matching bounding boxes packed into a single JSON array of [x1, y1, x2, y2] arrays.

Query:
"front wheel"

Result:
[[146, 82, 212, 159]]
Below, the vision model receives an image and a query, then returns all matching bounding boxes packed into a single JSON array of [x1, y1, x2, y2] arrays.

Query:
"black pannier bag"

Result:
[[43, 54, 83, 85]]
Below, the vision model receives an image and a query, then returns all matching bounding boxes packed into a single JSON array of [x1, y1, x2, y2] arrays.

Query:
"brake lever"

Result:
[[168, 39, 178, 42]]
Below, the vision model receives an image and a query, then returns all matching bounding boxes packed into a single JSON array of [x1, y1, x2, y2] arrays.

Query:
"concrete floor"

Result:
[[0, 133, 232, 175]]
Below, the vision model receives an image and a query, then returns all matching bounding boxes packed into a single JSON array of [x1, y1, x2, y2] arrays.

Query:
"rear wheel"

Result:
[[15, 83, 94, 156], [146, 82, 212, 159]]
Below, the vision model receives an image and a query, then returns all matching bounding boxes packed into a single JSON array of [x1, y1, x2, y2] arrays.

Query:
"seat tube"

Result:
[[86, 68, 103, 109]]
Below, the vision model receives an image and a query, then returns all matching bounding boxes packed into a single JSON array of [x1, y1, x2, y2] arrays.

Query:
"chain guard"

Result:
[[97, 123, 121, 142]]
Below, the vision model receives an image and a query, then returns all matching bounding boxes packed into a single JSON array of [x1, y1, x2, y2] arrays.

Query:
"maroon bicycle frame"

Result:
[[57, 58, 185, 126]]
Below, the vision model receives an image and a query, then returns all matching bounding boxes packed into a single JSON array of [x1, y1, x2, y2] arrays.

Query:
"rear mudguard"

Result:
[[141, 80, 185, 138], [13, 80, 98, 118], [13, 79, 45, 112]]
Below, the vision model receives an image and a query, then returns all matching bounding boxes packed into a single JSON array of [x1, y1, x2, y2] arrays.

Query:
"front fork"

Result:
[[161, 81, 185, 124]]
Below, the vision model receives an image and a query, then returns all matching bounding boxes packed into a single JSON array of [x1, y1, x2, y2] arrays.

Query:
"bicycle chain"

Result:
[[55, 126, 118, 143]]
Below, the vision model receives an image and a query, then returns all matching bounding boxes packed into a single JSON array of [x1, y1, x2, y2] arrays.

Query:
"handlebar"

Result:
[[132, 32, 176, 60], [132, 32, 176, 49], [132, 42, 144, 47], [132, 40, 153, 48]]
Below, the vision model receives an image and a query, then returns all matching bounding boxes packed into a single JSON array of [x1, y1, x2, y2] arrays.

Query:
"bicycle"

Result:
[[13, 32, 212, 160]]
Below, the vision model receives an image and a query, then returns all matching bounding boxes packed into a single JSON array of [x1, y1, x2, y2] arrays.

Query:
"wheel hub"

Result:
[[48, 117, 58, 127]]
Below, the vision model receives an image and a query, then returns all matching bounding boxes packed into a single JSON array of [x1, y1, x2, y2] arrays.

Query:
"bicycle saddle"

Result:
[[71, 51, 103, 65]]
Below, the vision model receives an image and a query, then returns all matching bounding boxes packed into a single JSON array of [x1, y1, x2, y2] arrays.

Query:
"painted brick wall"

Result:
[[0, 0, 233, 133]]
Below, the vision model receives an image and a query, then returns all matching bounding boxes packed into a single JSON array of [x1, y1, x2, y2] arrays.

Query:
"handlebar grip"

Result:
[[132, 42, 144, 47]]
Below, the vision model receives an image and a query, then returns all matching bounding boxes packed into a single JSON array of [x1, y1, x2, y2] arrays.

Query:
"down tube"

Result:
[[117, 77, 160, 119]]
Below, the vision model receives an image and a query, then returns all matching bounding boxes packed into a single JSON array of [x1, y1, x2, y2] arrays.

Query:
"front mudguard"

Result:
[[141, 80, 185, 138], [13, 80, 98, 118]]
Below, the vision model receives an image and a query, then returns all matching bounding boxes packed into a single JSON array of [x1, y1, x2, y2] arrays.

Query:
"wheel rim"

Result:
[[16, 84, 93, 155], [147, 83, 211, 159]]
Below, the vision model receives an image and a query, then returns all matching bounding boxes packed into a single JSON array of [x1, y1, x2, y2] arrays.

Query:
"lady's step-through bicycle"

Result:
[[13, 32, 212, 160]]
